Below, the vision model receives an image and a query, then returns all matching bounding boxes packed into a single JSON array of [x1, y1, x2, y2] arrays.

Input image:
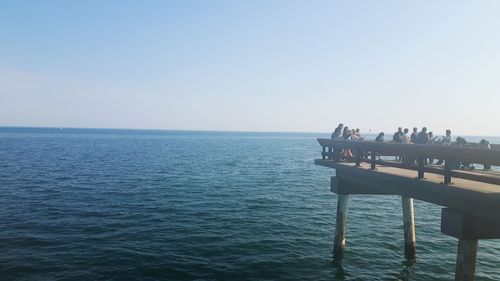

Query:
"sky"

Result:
[[1, 0, 499, 135]]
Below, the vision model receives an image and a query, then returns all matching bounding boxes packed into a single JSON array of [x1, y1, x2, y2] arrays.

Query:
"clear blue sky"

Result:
[[1, 1, 499, 135]]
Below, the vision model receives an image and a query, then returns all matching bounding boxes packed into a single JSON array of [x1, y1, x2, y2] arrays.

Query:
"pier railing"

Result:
[[317, 139, 500, 185]]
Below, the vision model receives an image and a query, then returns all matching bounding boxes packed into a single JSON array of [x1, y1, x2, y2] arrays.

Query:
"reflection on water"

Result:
[[331, 256, 347, 280]]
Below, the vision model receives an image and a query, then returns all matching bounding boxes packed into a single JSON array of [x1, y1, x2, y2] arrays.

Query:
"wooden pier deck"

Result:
[[315, 139, 500, 281]]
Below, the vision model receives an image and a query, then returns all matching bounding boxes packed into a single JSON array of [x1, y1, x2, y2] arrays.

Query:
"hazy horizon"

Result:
[[1, 1, 499, 135], [3, 125, 500, 139]]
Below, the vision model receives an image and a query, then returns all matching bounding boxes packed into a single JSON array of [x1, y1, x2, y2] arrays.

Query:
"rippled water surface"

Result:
[[0, 128, 499, 281]]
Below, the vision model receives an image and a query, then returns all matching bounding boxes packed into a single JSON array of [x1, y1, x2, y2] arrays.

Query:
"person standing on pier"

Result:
[[393, 127, 403, 143], [342, 127, 352, 140], [350, 129, 357, 140], [436, 130, 453, 165], [479, 139, 492, 170], [400, 128, 410, 165], [400, 128, 410, 143], [428, 131, 435, 144], [354, 128, 363, 140], [341, 127, 354, 159], [415, 127, 429, 144], [410, 127, 418, 143], [443, 129, 453, 145], [428, 131, 436, 164], [414, 127, 430, 171], [331, 123, 344, 139], [393, 127, 404, 161], [375, 132, 385, 142]]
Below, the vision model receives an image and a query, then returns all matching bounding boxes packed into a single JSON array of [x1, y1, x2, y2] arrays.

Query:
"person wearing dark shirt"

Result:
[[415, 127, 429, 144], [427, 131, 436, 164], [342, 127, 351, 140], [392, 127, 403, 161], [393, 127, 403, 143], [331, 123, 343, 139], [341, 126, 353, 158], [410, 127, 418, 143], [479, 139, 491, 170], [375, 132, 384, 142]]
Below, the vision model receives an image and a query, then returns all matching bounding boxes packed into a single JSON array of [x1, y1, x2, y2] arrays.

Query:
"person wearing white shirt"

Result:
[[436, 130, 453, 164], [400, 128, 410, 143], [442, 129, 453, 146]]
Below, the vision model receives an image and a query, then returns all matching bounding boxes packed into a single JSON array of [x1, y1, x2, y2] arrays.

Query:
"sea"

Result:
[[0, 127, 499, 281]]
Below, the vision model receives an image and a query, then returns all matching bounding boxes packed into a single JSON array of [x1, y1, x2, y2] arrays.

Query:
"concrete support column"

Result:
[[417, 156, 425, 179], [402, 196, 416, 258], [455, 239, 478, 281], [334, 194, 349, 258]]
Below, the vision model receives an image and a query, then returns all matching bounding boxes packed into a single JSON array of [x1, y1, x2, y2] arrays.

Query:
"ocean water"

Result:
[[0, 128, 499, 281]]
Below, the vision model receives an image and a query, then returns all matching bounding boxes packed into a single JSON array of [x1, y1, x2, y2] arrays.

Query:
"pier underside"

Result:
[[315, 139, 500, 280], [316, 159, 500, 281], [315, 159, 500, 225]]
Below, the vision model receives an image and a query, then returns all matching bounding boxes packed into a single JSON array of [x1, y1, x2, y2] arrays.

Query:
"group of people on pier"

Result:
[[330, 123, 493, 170], [387, 127, 453, 146], [331, 123, 455, 146], [371, 127, 452, 146], [331, 124, 364, 141]]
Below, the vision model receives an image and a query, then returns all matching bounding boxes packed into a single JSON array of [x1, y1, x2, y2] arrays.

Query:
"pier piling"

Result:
[[334, 194, 349, 258], [455, 239, 478, 281], [417, 155, 425, 179], [402, 197, 416, 258]]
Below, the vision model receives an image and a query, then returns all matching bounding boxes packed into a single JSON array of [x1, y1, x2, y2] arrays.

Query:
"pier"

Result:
[[315, 139, 500, 281]]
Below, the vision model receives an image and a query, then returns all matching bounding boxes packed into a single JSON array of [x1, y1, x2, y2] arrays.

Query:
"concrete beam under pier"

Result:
[[441, 208, 500, 240], [331, 176, 395, 195]]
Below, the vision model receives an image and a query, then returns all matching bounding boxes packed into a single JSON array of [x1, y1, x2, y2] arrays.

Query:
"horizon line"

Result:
[[0, 125, 330, 135], [0, 125, 499, 138]]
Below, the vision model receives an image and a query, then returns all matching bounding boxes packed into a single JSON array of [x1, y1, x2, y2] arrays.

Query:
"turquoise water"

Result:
[[0, 128, 498, 281]]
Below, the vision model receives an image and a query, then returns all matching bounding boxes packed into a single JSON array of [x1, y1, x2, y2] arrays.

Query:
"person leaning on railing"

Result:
[[331, 123, 344, 139], [410, 127, 418, 143], [342, 127, 354, 159], [415, 127, 429, 144], [329, 123, 344, 161], [400, 128, 410, 143], [400, 128, 410, 165], [393, 127, 403, 143], [455, 137, 474, 170], [478, 139, 492, 170], [354, 128, 364, 140], [435, 130, 453, 165], [342, 127, 351, 140], [393, 127, 403, 161], [427, 131, 438, 164], [375, 132, 385, 142], [405, 127, 429, 167], [443, 130, 453, 145]]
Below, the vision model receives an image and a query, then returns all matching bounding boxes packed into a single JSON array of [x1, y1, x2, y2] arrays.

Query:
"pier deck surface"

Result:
[[315, 159, 500, 224]]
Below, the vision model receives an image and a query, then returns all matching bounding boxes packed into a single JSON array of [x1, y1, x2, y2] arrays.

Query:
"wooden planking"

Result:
[[372, 159, 500, 185]]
